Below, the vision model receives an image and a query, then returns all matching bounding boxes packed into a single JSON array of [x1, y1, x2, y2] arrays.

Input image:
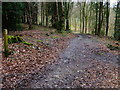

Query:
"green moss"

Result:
[[8, 35, 23, 44], [37, 40, 43, 42], [51, 36, 58, 39], [22, 41, 33, 45], [7, 35, 33, 45]]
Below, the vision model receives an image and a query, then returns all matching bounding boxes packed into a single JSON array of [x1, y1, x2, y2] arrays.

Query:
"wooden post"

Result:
[[4, 29, 9, 57]]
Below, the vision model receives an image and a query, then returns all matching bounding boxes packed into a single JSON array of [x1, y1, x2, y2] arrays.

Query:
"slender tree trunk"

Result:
[[22, 11, 25, 23], [70, 17, 71, 30], [43, 2, 45, 26], [85, 15, 88, 33], [35, 4, 38, 24], [65, 2, 70, 31], [79, 3, 82, 33], [89, 7, 92, 33], [27, 15, 29, 24], [58, 2, 65, 31], [46, 2, 48, 27], [24, 11, 27, 23], [56, 0, 59, 21], [82, 2, 86, 33], [66, 18, 69, 30], [97, 1, 103, 36], [26, 3, 32, 29], [106, 1, 110, 36], [75, 18, 77, 32], [66, 13, 69, 30], [95, 3, 98, 35], [114, 1, 120, 40], [41, 2, 43, 25], [85, 5, 88, 33]]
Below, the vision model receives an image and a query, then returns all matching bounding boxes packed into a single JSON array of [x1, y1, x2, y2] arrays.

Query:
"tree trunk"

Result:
[[85, 5, 88, 33], [22, 11, 26, 23], [114, 1, 120, 40], [75, 18, 77, 32], [43, 2, 45, 26], [79, 3, 82, 33], [46, 3, 48, 27], [64, 2, 70, 31], [97, 1, 103, 36], [95, 3, 98, 35], [35, 3, 38, 24], [51, 2, 58, 28], [82, 2, 86, 33], [106, 1, 110, 36], [70, 17, 71, 30], [26, 3, 32, 29], [41, 2, 43, 25], [58, 2, 65, 32], [66, 17, 69, 30]]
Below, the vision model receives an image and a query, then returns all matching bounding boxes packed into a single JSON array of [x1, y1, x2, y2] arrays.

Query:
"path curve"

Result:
[[23, 34, 119, 88]]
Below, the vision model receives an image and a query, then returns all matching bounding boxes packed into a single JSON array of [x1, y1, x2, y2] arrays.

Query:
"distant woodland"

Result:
[[2, 1, 120, 40]]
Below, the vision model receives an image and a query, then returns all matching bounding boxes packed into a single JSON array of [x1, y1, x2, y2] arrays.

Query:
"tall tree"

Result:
[[63, 2, 73, 31], [78, 2, 82, 33], [51, 2, 59, 29], [82, 2, 86, 33], [45, 2, 48, 27], [97, 1, 103, 36], [25, 2, 33, 29], [41, 2, 43, 25], [85, 3, 90, 33], [58, 2, 65, 32], [43, 2, 45, 26], [50, 2, 65, 32], [95, 2, 98, 35], [75, 17, 77, 31], [114, 1, 120, 40], [105, 1, 110, 36]]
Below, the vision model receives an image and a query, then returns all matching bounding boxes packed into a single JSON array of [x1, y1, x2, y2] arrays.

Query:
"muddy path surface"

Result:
[[20, 34, 119, 88]]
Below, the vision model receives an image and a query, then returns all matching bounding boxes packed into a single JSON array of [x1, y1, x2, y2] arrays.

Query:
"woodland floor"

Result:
[[1, 26, 120, 88]]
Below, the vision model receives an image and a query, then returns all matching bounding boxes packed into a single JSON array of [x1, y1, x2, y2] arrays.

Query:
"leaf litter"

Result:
[[2, 29, 75, 88], [1, 31, 119, 88]]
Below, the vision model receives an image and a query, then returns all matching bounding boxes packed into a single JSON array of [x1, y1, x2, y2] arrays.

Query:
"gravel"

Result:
[[21, 34, 119, 88]]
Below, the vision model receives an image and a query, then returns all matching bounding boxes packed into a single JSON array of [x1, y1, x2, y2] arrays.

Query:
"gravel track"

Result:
[[21, 34, 119, 88]]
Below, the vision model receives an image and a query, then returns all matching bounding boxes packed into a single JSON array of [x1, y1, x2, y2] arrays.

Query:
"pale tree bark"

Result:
[[82, 2, 86, 33], [79, 2, 82, 33], [75, 18, 77, 32]]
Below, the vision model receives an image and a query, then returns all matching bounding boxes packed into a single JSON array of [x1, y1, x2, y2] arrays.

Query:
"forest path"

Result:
[[24, 34, 119, 88]]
